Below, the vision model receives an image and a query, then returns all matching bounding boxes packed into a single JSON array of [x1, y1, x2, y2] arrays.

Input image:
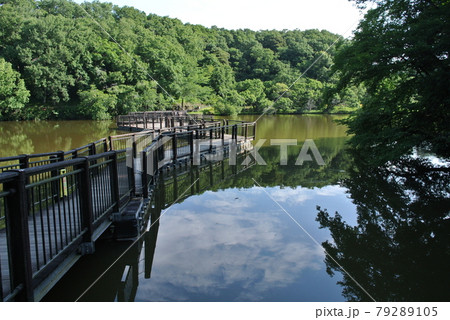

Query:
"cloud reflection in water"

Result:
[[135, 186, 353, 301]]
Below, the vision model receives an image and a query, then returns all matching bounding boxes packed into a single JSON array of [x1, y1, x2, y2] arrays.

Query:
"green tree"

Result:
[[236, 79, 270, 112], [0, 0, 346, 120], [290, 78, 324, 112], [0, 58, 30, 120], [334, 0, 450, 164], [77, 86, 116, 120]]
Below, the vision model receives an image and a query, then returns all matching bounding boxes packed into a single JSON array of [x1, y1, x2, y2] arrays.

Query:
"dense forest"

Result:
[[0, 0, 365, 121]]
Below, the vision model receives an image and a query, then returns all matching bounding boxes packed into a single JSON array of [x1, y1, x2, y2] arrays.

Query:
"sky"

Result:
[[73, 0, 365, 36]]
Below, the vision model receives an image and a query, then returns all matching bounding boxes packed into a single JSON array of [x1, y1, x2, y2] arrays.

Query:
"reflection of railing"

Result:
[[0, 115, 255, 302], [76, 153, 256, 302]]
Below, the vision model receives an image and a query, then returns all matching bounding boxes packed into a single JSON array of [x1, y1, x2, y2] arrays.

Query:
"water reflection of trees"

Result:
[[316, 157, 450, 301], [206, 137, 352, 191], [0, 120, 116, 157]]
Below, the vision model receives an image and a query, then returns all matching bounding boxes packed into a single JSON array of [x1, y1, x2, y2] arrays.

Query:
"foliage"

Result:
[[0, 57, 30, 120], [77, 86, 116, 120], [0, 0, 363, 119], [333, 0, 450, 163]]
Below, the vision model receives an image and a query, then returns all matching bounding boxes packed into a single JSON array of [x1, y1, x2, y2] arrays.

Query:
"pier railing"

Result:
[[116, 113, 215, 131], [0, 152, 128, 301], [0, 116, 255, 301]]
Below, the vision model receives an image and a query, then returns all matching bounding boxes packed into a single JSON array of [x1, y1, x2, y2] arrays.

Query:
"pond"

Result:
[[3, 115, 447, 302], [0, 120, 119, 158]]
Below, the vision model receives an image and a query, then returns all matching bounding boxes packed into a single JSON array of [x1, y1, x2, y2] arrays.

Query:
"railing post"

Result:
[[172, 133, 178, 162], [221, 126, 225, 146], [50, 151, 65, 201], [19, 154, 29, 169], [153, 146, 159, 180], [109, 136, 114, 151], [129, 137, 137, 196], [132, 135, 137, 159], [109, 152, 121, 213], [209, 128, 213, 153], [4, 170, 33, 301], [244, 123, 248, 141], [189, 131, 194, 161], [89, 143, 96, 156], [142, 150, 148, 198], [76, 157, 95, 254]]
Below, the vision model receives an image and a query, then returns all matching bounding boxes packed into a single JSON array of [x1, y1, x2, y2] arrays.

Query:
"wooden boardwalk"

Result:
[[0, 165, 123, 300], [0, 112, 256, 301]]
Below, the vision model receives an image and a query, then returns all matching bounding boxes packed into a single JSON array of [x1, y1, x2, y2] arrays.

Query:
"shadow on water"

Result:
[[316, 156, 450, 301]]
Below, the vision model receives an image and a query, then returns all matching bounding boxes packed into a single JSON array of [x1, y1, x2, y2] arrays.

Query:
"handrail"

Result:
[[0, 114, 256, 301]]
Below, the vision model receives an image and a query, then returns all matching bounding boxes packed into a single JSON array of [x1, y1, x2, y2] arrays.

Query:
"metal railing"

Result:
[[116, 113, 215, 131], [0, 152, 133, 302], [0, 114, 256, 301], [139, 122, 256, 198]]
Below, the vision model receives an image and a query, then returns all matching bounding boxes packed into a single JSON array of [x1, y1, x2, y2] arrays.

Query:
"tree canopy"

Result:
[[0, 0, 362, 120], [0, 57, 30, 120], [333, 0, 450, 164]]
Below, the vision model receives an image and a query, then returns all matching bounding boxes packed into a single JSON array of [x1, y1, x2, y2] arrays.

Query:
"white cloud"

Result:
[[136, 190, 326, 301]]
